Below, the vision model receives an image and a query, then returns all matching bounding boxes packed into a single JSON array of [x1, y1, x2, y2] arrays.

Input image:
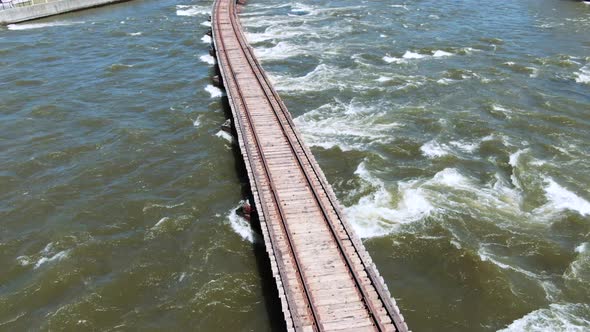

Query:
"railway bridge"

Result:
[[210, 0, 409, 331]]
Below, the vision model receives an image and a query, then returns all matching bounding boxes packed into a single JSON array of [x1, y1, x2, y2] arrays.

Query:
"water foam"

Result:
[[575, 64, 590, 84], [153, 217, 170, 228], [564, 242, 590, 283], [293, 99, 398, 151], [508, 148, 528, 189], [270, 64, 355, 92], [205, 85, 223, 98], [7, 21, 84, 30], [448, 140, 479, 153], [498, 303, 590, 332], [34, 245, 69, 269], [420, 140, 450, 158], [176, 5, 210, 17], [539, 178, 590, 216], [253, 41, 309, 60], [215, 130, 233, 142], [199, 54, 216, 65], [384, 50, 454, 63], [433, 50, 453, 57], [192, 115, 203, 128], [227, 201, 255, 243], [201, 35, 212, 44], [344, 162, 434, 238]]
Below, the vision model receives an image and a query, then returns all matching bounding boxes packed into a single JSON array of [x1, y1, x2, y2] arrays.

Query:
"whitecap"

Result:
[[402, 50, 426, 59], [34, 250, 69, 269], [538, 178, 590, 216], [142, 202, 185, 212], [509, 149, 527, 168], [433, 50, 453, 57], [420, 140, 450, 158], [344, 162, 434, 238], [205, 84, 223, 98], [192, 115, 202, 127], [253, 41, 307, 60], [176, 5, 210, 17], [128, 32, 142, 36], [227, 200, 255, 242], [575, 243, 588, 254], [199, 54, 216, 65], [201, 35, 212, 44], [383, 55, 404, 64], [293, 99, 398, 151], [271, 64, 355, 92], [153, 217, 170, 228], [7, 21, 84, 30], [201, 21, 211, 27], [437, 78, 458, 85], [508, 149, 528, 189], [432, 168, 471, 188], [16, 256, 32, 266], [215, 130, 233, 142], [448, 140, 479, 153], [575, 64, 590, 84], [498, 303, 590, 332], [491, 104, 513, 118]]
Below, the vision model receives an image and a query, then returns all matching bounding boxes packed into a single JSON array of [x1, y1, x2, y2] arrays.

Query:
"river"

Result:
[[1, 0, 589, 330]]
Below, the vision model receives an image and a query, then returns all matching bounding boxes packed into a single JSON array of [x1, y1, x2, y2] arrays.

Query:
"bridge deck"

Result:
[[211, 0, 408, 331]]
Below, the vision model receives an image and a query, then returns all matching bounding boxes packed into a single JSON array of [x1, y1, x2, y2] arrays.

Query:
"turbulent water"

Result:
[[1, 0, 589, 330]]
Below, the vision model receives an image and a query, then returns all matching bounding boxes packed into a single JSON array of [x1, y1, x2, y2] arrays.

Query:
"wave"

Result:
[[199, 54, 216, 65], [420, 139, 480, 158], [345, 166, 526, 238], [215, 130, 233, 142], [293, 99, 398, 151], [420, 140, 450, 158], [33, 242, 69, 269], [201, 35, 212, 44], [176, 4, 210, 17], [253, 41, 312, 60], [536, 178, 590, 217], [575, 64, 590, 84], [227, 200, 256, 243], [498, 303, 590, 331], [383, 49, 455, 63], [270, 64, 377, 93], [205, 84, 223, 98], [564, 242, 589, 290], [7, 21, 84, 30], [344, 161, 434, 238]]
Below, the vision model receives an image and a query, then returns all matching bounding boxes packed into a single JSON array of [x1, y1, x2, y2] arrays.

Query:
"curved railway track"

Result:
[[211, 0, 409, 331]]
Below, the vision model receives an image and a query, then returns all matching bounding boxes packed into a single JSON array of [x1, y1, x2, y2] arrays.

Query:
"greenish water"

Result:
[[1, 0, 589, 331]]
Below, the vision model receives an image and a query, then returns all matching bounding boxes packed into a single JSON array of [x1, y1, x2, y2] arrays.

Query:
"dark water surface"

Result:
[[1, 0, 589, 331]]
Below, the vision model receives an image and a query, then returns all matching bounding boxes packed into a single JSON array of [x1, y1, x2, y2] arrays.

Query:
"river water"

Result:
[[1, 0, 589, 330]]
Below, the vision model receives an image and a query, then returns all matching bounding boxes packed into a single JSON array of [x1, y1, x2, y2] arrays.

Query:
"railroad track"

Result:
[[211, 0, 409, 331]]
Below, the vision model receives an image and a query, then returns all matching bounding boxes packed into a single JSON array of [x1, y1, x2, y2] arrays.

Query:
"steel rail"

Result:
[[224, 1, 393, 331], [212, 0, 322, 330], [228, 4, 408, 331]]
